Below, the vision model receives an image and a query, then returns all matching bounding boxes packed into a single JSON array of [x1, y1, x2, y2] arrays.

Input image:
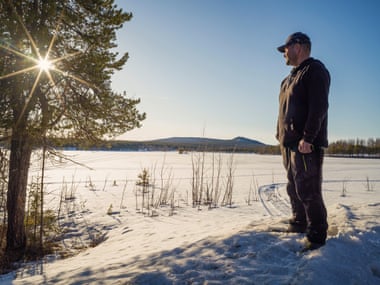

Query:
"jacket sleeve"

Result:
[[303, 63, 330, 144], [275, 78, 287, 143]]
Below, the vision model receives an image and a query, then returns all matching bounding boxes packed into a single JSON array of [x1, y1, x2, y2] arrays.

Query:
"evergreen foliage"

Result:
[[0, 0, 145, 257], [326, 138, 380, 157]]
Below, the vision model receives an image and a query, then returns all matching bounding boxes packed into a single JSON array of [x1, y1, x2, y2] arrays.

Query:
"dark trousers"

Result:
[[281, 146, 328, 243]]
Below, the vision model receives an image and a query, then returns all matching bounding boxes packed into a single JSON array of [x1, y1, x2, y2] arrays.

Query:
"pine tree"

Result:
[[0, 0, 145, 258]]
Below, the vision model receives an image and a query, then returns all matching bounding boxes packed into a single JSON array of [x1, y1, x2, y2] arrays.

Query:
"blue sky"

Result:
[[112, 0, 380, 145]]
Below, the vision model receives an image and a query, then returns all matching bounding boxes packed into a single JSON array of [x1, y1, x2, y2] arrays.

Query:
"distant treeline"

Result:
[[1, 137, 379, 157], [325, 138, 380, 157], [259, 138, 380, 157], [54, 137, 380, 157], [242, 138, 380, 157], [54, 139, 271, 153]]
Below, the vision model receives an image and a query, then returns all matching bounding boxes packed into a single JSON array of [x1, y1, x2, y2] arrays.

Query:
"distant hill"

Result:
[[127, 136, 269, 152], [148, 136, 265, 148], [58, 136, 278, 153]]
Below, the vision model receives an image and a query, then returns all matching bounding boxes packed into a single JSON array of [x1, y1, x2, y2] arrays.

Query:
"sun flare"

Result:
[[37, 57, 53, 72], [0, 4, 97, 130]]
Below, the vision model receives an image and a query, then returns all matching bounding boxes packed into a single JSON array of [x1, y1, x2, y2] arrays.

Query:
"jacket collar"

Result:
[[291, 57, 314, 75]]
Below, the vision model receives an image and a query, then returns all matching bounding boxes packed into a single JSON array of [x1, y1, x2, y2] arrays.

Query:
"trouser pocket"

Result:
[[291, 148, 323, 182]]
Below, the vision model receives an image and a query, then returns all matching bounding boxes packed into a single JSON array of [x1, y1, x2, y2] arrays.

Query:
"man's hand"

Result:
[[298, 139, 313, 154]]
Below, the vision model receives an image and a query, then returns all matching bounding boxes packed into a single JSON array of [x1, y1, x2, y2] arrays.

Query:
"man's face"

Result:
[[284, 43, 299, 66]]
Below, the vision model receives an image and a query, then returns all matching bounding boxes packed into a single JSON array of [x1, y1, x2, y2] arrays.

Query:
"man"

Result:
[[276, 32, 330, 250]]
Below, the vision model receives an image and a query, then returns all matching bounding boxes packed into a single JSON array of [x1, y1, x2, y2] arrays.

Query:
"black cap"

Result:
[[277, 32, 311, 53]]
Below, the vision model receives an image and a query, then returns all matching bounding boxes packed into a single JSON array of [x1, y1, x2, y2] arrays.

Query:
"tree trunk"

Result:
[[6, 135, 33, 257]]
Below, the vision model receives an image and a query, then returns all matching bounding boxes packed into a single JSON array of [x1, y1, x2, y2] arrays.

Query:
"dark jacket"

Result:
[[276, 57, 330, 148]]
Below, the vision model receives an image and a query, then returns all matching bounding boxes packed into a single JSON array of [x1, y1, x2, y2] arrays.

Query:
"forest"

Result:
[[48, 137, 380, 157]]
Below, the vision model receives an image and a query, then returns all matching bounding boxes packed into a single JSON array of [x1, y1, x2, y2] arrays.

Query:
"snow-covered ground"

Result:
[[2, 151, 380, 285]]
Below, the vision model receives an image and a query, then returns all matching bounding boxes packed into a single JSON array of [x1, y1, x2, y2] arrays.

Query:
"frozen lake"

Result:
[[31, 150, 380, 207]]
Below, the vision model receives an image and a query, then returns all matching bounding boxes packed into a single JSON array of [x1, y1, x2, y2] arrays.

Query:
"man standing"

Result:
[[276, 32, 330, 250]]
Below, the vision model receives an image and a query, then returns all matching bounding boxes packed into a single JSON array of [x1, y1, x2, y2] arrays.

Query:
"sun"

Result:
[[37, 57, 53, 72]]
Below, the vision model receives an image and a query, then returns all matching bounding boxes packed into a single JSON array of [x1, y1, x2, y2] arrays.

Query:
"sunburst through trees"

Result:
[[0, 9, 94, 130]]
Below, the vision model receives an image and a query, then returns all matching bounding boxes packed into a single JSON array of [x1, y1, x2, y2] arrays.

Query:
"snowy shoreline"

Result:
[[2, 151, 380, 284]]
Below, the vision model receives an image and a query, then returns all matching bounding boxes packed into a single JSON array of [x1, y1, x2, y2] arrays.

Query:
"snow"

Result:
[[1, 151, 380, 284]]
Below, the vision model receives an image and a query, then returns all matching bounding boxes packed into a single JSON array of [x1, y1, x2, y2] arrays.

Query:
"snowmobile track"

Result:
[[258, 183, 291, 217]]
